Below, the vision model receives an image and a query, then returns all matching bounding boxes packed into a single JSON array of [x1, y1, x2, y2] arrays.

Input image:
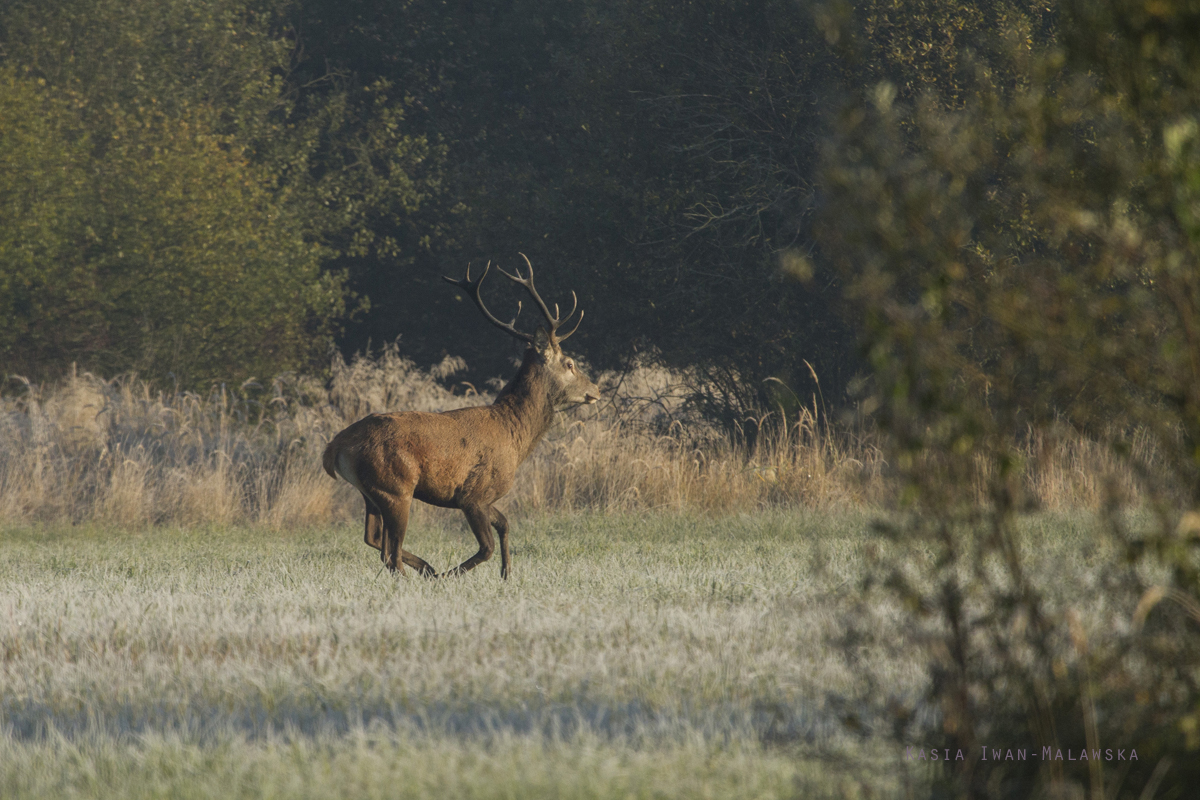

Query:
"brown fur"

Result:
[[322, 341, 599, 579]]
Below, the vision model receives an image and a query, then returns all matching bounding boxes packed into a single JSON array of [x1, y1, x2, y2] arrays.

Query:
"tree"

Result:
[[0, 0, 443, 385], [820, 0, 1200, 795], [287, 0, 1056, 422], [289, 0, 860, 421], [0, 71, 99, 375]]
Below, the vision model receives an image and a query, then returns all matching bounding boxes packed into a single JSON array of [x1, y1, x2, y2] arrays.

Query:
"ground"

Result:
[[0, 508, 1105, 798]]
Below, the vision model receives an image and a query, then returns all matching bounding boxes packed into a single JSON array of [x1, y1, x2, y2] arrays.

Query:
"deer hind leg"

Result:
[[444, 503, 495, 577], [363, 498, 385, 551], [399, 545, 436, 577], [491, 507, 510, 580], [362, 498, 435, 576], [363, 487, 433, 578]]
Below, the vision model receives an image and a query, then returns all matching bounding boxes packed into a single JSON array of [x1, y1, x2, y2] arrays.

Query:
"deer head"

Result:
[[444, 254, 600, 407]]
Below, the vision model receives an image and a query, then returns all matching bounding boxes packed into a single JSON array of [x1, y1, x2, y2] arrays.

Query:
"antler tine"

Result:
[[524, 255, 578, 327], [497, 253, 561, 334], [560, 290, 578, 328], [442, 261, 536, 344], [556, 308, 584, 342]]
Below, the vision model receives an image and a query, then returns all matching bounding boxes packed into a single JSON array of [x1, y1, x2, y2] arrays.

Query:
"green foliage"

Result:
[[0, 0, 445, 386], [289, 0, 865, 418], [821, 0, 1200, 796], [0, 65, 335, 385], [296, 0, 1049, 420], [0, 72, 98, 373], [0, 0, 1070, 416], [831, 0, 1055, 105]]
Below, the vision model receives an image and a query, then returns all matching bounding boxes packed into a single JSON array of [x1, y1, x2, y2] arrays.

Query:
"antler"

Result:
[[444, 254, 585, 344], [496, 254, 584, 342], [443, 262, 536, 344]]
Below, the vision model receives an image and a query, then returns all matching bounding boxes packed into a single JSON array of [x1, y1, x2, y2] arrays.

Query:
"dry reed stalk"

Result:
[[0, 353, 1156, 527]]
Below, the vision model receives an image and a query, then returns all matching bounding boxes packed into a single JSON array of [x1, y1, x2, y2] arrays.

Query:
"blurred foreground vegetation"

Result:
[[819, 1, 1200, 797]]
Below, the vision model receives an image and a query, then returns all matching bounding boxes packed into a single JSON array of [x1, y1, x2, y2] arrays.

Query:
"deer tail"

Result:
[[322, 438, 340, 480]]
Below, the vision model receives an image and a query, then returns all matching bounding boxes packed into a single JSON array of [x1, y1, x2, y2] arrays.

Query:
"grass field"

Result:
[[0, 509, 954, 799], [0, 508, 1127, 799], [1, 357, 1164, 798]]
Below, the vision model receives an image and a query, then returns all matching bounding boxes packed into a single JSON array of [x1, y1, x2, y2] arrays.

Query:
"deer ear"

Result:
[[534, 326, 556, 352]]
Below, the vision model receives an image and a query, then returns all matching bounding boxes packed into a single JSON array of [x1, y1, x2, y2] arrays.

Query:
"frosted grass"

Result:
[[0, 509, 1114, 797]]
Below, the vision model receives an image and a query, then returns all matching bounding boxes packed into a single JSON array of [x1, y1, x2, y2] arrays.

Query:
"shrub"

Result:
[[820, 1, 1200, 796]]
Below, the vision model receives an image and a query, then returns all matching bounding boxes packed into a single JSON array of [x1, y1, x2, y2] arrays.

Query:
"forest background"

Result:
[[0, 0, 1047, 419]]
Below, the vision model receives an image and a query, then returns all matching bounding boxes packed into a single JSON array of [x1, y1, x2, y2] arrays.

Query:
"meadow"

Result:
[[0, 508, 1124, 800], [0, 356, 1158, 798], [0, 347, 1147, 530]]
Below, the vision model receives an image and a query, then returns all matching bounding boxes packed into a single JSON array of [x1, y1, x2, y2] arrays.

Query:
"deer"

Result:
[[321, 255, 600, 579]]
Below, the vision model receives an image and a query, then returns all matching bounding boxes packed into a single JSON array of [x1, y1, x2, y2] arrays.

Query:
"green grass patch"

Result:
[[1, 508, 1115, 798]]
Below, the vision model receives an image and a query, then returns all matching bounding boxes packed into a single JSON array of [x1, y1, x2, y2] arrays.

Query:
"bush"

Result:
[[820, 0, 1200, 795], [0, 0, 444, 386]]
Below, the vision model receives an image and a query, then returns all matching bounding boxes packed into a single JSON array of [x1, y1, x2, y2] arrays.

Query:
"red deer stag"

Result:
[[322, 256, 600, 579]]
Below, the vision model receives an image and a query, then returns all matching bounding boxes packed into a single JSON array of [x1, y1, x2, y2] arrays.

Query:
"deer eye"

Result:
[[566, 360, 575, 370]]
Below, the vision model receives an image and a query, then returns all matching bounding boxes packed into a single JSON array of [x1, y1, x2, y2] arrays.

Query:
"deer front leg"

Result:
[[443, 504, 495, 577]]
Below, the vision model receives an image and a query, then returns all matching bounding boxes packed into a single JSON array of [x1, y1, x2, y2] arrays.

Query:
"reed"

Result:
[[0, 348, 1150, 526]]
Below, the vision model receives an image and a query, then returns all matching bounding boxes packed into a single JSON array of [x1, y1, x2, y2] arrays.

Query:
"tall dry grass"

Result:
[[0, 347, 1151, 527]]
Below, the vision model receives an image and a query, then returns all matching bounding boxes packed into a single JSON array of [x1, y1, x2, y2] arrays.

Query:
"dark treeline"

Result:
[[290, 0, 1055, 420], [0, 0, 1048, 419]]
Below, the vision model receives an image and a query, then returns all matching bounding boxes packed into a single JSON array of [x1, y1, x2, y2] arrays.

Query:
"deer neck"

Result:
[[492, 349, 557, 459]]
